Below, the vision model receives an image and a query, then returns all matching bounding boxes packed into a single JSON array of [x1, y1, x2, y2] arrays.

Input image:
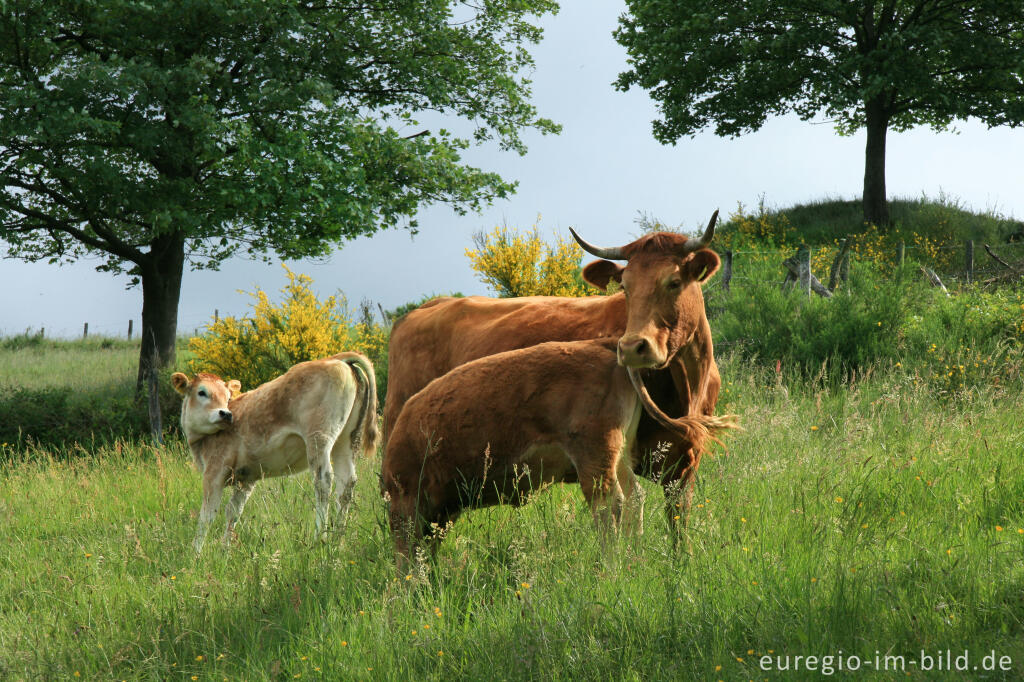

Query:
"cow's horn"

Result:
[[569, 227, 627, 260], [680, 209, 718, 254]]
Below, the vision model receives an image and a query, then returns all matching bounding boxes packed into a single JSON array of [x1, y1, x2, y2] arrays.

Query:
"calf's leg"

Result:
[[223, 482, 255, 545], [307, 433, 336, 541], [195, 466, 228, 553], [330, 441, 358, 528]]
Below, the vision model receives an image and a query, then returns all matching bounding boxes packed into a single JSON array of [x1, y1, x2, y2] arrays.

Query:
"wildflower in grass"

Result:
[[74, 673, 80, 678], [192, 677, 198, 681], [1018, 529, 1023, 534], [412, 630, 417, 635], [300, 656, 307, 661], [861, 524, 869, 529], [170, 575, 176, 580], [811, 577, 817, 583], [341, 641, 347, 647], [715, 665, 722, 672], [810, 425, 819, 431], [217, 654, 225, 660], [439, 651, 444, 657], [741, 517, 747, 523], [996, 525, 1004, 532], [84, 553, 92, 558], [673, 514, 681, 520], [835, 496, 843, 503], [521, 582, 531, 589], [196, 656, 204, 662], [405, 574, 412, 581], [359, 610, 366, 616], [747, 649, 754, 655], [424, 624, 429, 630]]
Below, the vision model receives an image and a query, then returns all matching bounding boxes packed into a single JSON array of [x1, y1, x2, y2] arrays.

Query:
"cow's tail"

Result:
[[334, 352, 381, 458], [627, 367, 738, 449]]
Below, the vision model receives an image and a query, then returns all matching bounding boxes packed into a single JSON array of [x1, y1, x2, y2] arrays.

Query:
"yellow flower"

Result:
[[196, 655, 204, 661], [835, 496, 843, 503], [811, 577, 817, 583], [341, 641, 347, 647], [521, 582, 531, 589], [810, 425, 819, 431], [438, 651, 444, 657], [996, 525, 1004, 532], [715, 665, 722, 672]]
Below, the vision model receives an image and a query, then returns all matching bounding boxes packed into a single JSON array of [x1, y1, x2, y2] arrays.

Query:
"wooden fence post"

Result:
[[214, 309, 219, 323], [897, 241, 905, 267], [798, 245, 811, 298], [83, 322, 88, 339], [722, 250, 733, 292], [829, 239, 851, 292], [965, 239, 974, 284], [128, 319, 133, 340]]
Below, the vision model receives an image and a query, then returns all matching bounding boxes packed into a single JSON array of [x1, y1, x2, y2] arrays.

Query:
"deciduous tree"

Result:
[[0, 0, 558, 390], [615, 1, 1024, 226]]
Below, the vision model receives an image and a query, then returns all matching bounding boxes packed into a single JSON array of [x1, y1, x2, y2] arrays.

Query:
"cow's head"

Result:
[[573, 211, 720, 369], [171, 372, 241, 438]]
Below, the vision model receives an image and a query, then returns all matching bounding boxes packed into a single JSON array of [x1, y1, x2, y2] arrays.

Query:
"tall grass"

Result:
[[1, 352, 1023, 680]]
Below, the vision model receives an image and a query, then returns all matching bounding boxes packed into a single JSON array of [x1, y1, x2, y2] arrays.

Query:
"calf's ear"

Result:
[[686, 250, 721, 284], [171, 372, 191, 395], [227, 379, 242, 397], [582, 259, 625, 291]]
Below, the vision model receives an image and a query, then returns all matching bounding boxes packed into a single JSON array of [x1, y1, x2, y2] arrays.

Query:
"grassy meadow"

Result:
[[2, 338, 1024, 680]]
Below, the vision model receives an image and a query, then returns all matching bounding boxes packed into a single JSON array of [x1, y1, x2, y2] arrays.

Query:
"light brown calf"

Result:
[[381, 338, 728, 566], [172, 352, 378, 552]]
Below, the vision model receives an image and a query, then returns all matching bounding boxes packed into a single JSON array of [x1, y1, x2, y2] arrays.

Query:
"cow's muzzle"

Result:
[[218, 409, 233, 424], [617, 335, 666, 368]]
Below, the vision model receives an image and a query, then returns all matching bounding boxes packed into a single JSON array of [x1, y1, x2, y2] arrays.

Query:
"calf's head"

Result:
[[171, 372, 241, 438], [572, 211, 720, 369]]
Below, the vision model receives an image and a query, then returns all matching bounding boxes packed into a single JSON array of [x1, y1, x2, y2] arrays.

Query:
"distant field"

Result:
[[2, 341, 1023, 680]]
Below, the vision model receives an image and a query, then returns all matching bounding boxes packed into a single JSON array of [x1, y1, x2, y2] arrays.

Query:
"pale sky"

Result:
[[2, 1, 1023, 338]]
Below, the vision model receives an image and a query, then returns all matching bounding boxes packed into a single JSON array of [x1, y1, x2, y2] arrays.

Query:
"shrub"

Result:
[[466, 222, 591, 297], [187, 266, 389, 398]]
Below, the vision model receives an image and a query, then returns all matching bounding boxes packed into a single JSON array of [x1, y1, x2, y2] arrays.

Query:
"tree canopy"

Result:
[[615, 0, 1024, 225], [0, 0, 559, 388]]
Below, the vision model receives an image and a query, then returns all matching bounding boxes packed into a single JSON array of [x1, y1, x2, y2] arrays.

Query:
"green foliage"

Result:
[[712, 260, 918, 369], [615, 1, 1024, 141], [188, 266, 389, 399], [0, 0, 560, 379], [466, 223, 592, 297]]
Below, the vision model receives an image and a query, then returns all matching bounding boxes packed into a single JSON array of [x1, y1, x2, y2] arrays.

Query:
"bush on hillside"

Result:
[[187, 266, 389, 399], [466, 223, 592, 297]]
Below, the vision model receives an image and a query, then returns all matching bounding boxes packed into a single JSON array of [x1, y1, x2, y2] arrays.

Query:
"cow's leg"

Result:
[[330, 440, 358, 529], [664, 449, 701, 553], [307, 433, 336, 541], [617, 457, 646, 537], [223, 482, 255, 545], [575, 432, 625, 546], [195, 465, 228, 554]]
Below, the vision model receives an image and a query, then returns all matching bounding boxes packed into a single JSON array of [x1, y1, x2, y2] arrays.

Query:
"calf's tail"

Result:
[[333, 352, 381, 458], [627, 367, 738, 450]]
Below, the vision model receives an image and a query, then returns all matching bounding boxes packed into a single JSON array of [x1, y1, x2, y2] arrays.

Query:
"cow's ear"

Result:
[[686, 250, 721, 284], [582, 259, 625, 291], [171, 372, 191, 395], [227, 380, 242, 397]]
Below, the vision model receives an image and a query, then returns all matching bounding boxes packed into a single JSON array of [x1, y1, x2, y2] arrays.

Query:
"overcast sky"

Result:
[[3, 1, 1023, 338]]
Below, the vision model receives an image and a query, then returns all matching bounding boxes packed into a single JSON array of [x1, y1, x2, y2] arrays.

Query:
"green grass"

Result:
[[2, 346, 1023, 680], [0, 337, 187, 448]]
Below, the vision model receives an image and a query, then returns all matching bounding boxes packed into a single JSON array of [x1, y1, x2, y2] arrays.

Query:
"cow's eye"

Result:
[[667, 279, 683, 290], [198, 389, 208, 398]]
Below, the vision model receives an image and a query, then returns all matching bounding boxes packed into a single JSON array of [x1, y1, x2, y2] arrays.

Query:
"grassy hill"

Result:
[[717, 195, 1023, 247]]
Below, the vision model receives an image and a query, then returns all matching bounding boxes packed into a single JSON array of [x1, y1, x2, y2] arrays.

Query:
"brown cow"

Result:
[[172, 352, 378, 552], [382, 338, 728, 565], [383, 213, 722, 531]]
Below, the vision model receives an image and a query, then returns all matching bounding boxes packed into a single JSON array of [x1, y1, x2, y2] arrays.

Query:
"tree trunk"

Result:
[[136, 232, 186, 395], [862, 97, 891, 226]]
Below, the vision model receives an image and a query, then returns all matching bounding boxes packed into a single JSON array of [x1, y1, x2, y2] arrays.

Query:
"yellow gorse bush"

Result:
[[466, 223, 592, 297], [188, 265, 386, 392]]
